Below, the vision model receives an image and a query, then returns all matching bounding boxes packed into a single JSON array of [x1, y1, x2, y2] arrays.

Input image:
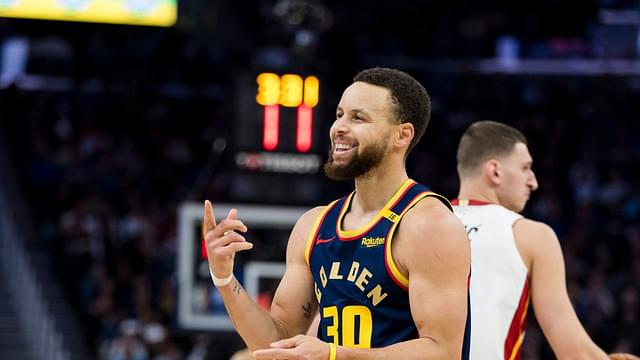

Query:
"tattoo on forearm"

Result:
[[302, 302, 313, 319], [232, 280, 242, 295]]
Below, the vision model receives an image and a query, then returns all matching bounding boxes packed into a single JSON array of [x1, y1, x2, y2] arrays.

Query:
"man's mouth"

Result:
[[334, 143, 357, 154]]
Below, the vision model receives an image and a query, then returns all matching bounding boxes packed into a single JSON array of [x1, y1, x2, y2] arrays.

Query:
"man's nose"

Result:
[[528, 171, 539, 191]]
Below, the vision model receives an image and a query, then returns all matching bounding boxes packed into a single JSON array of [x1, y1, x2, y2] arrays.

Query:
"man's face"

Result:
[[496, 142, 539, 212], [324, 82, 396, 181]]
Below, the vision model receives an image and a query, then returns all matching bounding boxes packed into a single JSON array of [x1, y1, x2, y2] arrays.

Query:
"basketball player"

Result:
[[453, 120, 638, 359], [204, 68, 471, 359]]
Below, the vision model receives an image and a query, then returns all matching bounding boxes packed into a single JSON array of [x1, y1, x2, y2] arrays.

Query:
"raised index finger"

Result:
[[203, 200, 217, 233]]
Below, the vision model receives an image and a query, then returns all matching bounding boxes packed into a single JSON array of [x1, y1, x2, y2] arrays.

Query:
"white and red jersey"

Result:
[[452, 199, 530, 360]]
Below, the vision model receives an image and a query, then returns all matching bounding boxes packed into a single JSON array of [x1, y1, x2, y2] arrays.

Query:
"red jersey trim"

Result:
[[451, 198, 493, 206], [504, 278, 531, 360]]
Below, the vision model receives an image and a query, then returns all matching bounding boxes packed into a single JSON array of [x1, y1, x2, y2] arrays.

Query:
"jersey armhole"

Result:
[[304, 202, 337, 266], [384, 192, 442, 290], [511, 216, 531, 275]]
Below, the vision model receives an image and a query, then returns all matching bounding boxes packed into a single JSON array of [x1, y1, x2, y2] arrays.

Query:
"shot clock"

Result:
[[233, 71, 324, 176], [255, 73, 320, 153]]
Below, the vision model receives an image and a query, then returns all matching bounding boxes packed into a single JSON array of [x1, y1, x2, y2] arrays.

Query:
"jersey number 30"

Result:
[[322, 305, 372, 348]]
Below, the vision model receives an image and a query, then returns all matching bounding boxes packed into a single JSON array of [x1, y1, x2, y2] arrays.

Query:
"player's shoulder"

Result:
[[513, 217, 557, 238], [513, 217, 560, 255], [404, 195, 456, 224], [287, 206, 328, 255], [396, 195, 469, 271], [302, 205, 327, 218], [294, 205, 327, 230], [401, 195, 467, 245], [511, 218, 560, 268]]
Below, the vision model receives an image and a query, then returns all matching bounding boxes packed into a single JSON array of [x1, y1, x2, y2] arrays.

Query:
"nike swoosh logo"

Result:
[[316, 236, 336, 244]]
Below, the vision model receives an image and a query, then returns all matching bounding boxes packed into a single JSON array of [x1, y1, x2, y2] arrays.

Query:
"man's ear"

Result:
[[483, 159, 501, 185], [395, 122, 414, 148]]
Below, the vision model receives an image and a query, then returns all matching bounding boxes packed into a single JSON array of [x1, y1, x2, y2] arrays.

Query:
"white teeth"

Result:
[[335, 144, 353, 151]]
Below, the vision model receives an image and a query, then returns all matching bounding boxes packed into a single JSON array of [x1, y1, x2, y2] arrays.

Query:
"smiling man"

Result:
[[203, 68, 471, 360]]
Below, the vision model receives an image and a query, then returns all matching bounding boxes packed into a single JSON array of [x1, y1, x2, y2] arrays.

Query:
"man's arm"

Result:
[[203, 201, 321, 350], [514, 219, 608, 359], [253, 197, 471, 360], [380, 197, 471, 359]]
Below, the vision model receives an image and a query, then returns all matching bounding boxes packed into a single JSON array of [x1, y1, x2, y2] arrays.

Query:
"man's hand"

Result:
[[252, 335, 331, 360], [609, 354, 640, 360], [203, 200, 252, 279]]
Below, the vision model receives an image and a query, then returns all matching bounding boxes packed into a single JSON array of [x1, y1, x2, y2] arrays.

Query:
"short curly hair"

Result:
[[353, 67, 431, 155]]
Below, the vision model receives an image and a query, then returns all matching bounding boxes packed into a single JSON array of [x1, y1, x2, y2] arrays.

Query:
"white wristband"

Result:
[[210, 268, 234, 287]]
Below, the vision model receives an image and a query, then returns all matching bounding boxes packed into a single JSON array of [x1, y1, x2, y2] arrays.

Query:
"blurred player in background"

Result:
[[452, 120, 638, 360], [204, 67, 471, 359]]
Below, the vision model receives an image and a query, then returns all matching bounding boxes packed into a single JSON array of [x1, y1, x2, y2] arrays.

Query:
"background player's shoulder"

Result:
[[513, 217, 556, 237], [513, 217, 560, 267]]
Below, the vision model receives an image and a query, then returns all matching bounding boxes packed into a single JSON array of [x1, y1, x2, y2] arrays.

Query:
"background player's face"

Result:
[[496, 142, 539, 212], [324, 82, 397, 180]]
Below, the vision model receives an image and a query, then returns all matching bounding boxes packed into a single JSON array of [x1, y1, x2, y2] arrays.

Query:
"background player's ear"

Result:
[[483, 159, 501, 185]]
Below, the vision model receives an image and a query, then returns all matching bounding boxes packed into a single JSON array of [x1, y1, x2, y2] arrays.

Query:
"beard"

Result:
[[323, 140, 388, 181]]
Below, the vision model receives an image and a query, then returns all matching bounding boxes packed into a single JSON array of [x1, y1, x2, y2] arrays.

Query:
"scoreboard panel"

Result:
[[235, 72, 325, 156], [231, 71, 328, 205], [0, 0, 177, 26]]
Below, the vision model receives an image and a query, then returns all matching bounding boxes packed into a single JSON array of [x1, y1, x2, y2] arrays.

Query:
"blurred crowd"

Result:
[[1, 0, 639, 359], [0, 87, 217, 358]]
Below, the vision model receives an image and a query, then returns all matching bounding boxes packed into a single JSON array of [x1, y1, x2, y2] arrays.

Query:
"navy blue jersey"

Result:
[[305, 179, 468, 351]]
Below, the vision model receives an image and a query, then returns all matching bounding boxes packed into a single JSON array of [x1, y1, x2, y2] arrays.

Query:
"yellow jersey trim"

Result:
[[337, 179, 416, 239], [385, 192, 450, 289], [508, 296, 531, 360]]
